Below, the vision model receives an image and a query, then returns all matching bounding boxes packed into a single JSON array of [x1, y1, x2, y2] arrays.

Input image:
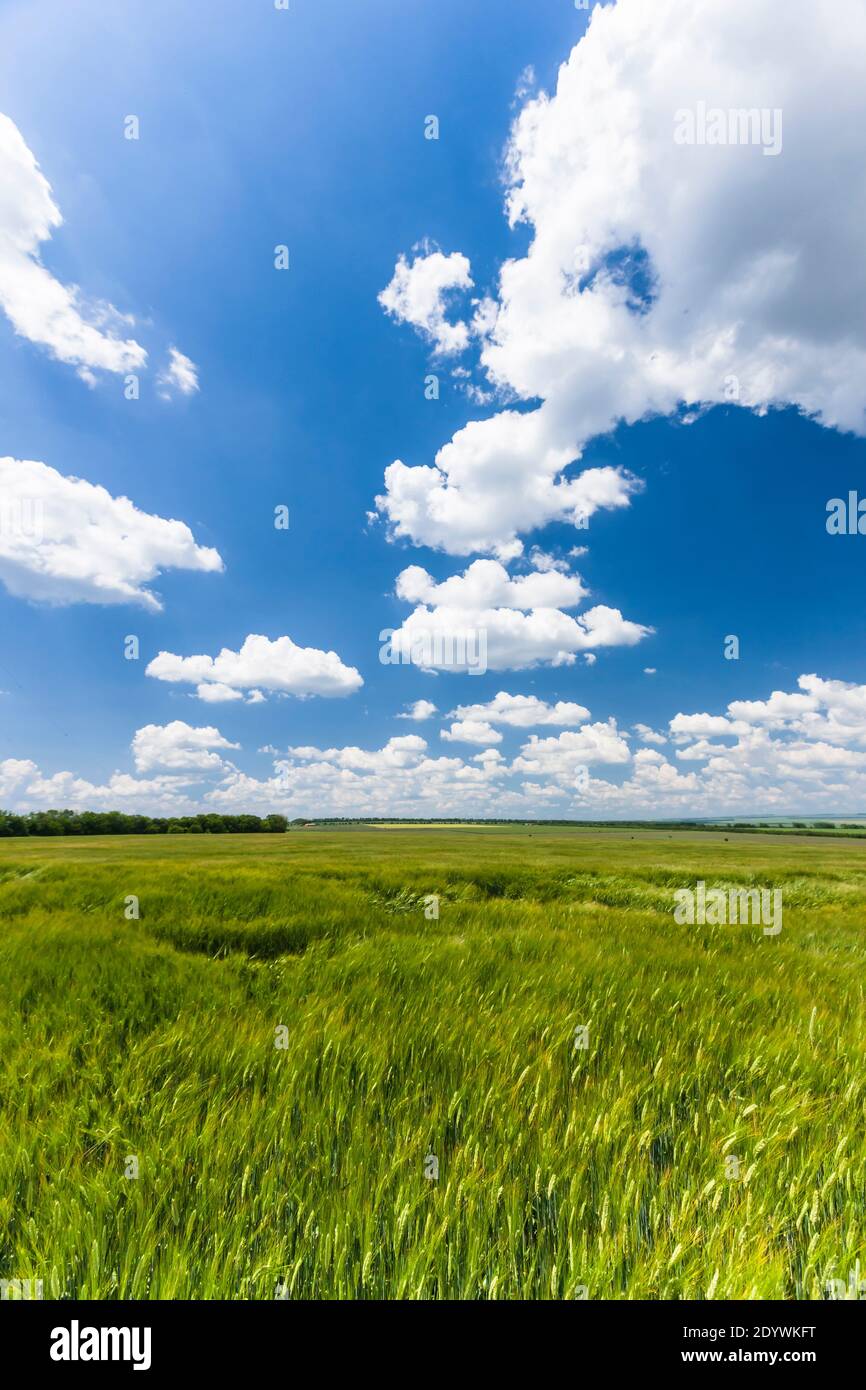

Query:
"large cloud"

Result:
[[375, 0, 866, 556], [131, 721, 239, 773], [385, 557, 651, 671], [0, 113, 199, 390], [146, 633, 363, 702], [378, 419, 638, 557], [0, 456, 223, 610], [0, 113, 146, 380]]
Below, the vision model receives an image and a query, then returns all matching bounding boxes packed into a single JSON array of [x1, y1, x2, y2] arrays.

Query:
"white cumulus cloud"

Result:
[[441, 720, 503, 746], [131, 721, 239, 773], [387, 558, 651, 672], [376, 0, 866, 557], [451, 691, 591, 728], [378, 245, 473, 355], [397, 699, 438, 721], [157, 346, 199, 398], [0, 112, 147, 380], [0, 456, 223, 610], [146, 633, 363, 702]]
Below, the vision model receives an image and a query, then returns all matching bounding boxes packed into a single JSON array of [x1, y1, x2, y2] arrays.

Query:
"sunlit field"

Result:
[[1, 827, 864, 1300]]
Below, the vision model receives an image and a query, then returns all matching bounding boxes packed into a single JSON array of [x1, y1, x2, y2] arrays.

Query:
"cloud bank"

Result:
[[7, 673, 866, 820]]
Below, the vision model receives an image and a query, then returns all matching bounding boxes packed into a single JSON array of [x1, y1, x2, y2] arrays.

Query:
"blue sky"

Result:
[[2, 0, 866, 818]]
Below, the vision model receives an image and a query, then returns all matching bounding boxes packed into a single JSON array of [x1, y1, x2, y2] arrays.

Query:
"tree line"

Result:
[[0, 811, 861, 838], [0, 810, 289, 837]]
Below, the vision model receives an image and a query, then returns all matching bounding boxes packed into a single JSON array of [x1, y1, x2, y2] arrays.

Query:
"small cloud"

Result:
[[513, 65, 537, 104], [441, 719, 503, 746], [398, 699, 438, 721], [529, 546, 571, 574], [463, 382, 496, 406], [634, 722, 667, 745], [195, 682, 244, 704], [379, 243, 473, 356], [158, 346, 199, 399]]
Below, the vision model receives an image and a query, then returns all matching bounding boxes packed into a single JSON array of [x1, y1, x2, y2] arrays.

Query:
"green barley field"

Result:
[[1, 826, 864, 1300]]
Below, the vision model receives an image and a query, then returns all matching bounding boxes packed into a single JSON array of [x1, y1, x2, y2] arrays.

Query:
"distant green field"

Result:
[[1, 828, 864, 1299]]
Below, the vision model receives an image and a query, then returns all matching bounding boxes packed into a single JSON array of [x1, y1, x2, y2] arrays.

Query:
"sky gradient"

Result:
[[2, 0, 866, 819]]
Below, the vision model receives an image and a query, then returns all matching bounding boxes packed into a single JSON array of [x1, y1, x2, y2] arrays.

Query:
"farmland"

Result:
[[1, 827, 864, 1299]]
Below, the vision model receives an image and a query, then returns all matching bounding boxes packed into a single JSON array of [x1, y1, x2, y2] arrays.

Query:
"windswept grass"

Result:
[[1, 828, 864, 1299]]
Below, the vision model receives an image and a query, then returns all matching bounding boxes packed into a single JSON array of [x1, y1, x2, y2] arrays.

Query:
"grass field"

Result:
[[1, 826, 864, 1300]]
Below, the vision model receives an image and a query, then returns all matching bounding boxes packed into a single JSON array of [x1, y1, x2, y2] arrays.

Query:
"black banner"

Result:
[[3, 1298, 860, 1375]]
